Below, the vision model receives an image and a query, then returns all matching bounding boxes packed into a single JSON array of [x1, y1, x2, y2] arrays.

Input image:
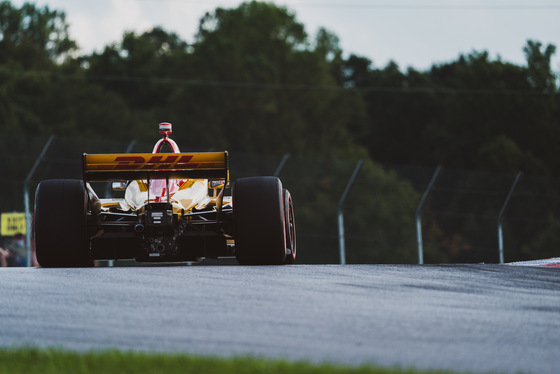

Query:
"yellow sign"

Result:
[[1, 212, 26, 236]]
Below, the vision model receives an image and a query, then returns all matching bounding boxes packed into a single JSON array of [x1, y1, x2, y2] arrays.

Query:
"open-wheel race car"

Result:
[[34, 123, 296, 267]]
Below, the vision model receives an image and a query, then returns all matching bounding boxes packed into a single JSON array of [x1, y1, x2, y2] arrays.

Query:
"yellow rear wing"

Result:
[[83, 152, 228, 183]]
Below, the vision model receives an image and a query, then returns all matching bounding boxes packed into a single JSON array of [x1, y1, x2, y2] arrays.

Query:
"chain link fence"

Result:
[[2, 133, 560, 264]]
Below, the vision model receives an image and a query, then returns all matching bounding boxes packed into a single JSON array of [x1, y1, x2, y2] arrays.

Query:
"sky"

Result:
[[10, 0, 560, 72]]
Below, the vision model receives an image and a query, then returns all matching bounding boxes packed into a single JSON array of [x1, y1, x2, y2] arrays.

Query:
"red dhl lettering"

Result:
[[114, 156, 145, 169], [114, 155, 194, 170]]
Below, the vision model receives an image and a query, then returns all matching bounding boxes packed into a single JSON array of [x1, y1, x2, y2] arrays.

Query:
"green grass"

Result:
[[0, 348, 464, 374]]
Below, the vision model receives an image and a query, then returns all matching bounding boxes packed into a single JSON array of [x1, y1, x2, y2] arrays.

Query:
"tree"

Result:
[[0, 2, 133, 137], [523, 40, 556, 92], [170, 1, 367, 158], [477, 134, 547, 174], [86, 27, 190, 109], [520, 215, 560, 260], [0, 1, 76, 67], [344, 161, 419, 264]]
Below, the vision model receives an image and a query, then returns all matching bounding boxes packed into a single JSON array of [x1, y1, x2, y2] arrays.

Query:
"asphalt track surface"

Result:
[[1, 264, 559, 374]]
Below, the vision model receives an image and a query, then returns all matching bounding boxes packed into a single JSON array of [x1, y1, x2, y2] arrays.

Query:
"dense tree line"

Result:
[[2, 1, 558, 172], [1, 1, 559, 263]]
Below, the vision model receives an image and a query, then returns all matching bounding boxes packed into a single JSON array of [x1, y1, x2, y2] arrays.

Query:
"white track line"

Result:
[[507, 257, 560, 267]]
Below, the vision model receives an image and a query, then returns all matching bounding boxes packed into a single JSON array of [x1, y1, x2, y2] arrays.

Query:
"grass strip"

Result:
[[0, 347, 462, 374]]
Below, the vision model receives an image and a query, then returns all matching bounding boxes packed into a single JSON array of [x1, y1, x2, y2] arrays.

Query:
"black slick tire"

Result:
[[233, 176, 287, 265], [35, 179, 93, 267]]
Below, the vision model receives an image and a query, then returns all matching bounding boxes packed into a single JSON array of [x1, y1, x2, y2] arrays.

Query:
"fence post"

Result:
[[126, 140, 137, 153], [497, 172, 522, 264], [338, 159, 364, 265], [104, 140, 137, 267], [273, 153, 290, 177], [23, 135, 55, 267], [415, 166, 442, 265], [104, 140, 137, 198]]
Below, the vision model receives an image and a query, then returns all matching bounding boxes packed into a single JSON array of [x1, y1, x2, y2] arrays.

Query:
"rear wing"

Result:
[[83, 152, 228, 183]]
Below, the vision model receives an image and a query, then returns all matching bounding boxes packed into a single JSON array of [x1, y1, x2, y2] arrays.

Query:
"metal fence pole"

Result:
[[415, 166, 442, 265], [104, 140, 137, 198], [23, 135, 55, 267], [104, 140, 136, 267], [273, 153, 290, 177], [497, 172, 522, 264], [126, 140, 137, 153], [338, 159, 364, 265]]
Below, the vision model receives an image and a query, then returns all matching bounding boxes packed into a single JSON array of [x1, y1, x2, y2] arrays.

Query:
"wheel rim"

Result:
[[285, 192, 296, 261]]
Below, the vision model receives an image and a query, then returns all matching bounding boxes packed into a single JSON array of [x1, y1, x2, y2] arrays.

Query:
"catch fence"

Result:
[[1, 133, 560, 265]]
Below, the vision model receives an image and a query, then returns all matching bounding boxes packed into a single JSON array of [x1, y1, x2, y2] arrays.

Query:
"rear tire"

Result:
[[233, 176, 286, 265], [35, 179, 93, 267]]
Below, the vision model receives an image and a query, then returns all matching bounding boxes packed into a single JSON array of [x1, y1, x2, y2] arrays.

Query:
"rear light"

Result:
[[159, 122, 172, 136]]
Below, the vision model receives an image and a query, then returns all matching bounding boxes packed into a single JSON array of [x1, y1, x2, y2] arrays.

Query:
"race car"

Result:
[[34, 123, 296, 267]]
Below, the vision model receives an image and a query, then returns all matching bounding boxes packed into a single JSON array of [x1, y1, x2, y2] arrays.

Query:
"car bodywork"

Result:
[[34, 123, 296, 267]]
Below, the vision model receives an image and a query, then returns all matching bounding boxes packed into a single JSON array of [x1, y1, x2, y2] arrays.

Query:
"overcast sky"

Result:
[[10, 0, 560, 72]]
